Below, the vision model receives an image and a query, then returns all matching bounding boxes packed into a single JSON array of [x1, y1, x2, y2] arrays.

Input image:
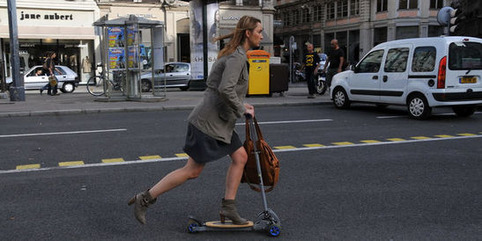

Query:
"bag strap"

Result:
[[253, 117, 264, 141]]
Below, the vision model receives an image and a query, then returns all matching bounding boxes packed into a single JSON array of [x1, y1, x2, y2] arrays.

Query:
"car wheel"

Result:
[[141, 79, 152, 92], [452, 105, 476, 117], [333, 87, 350, 109], [407, 94, 431, 120], [61, 82, 75, 93], [180, 81, 190, 91]]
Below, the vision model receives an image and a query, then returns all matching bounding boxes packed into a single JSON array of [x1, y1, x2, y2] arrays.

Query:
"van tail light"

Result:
[[437, 56, 447, 89]]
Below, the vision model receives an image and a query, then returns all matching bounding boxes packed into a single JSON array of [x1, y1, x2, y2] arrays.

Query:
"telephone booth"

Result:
[[93, 15, 165, 100]]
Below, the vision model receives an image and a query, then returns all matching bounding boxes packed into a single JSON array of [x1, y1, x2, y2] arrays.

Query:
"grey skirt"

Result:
[[183, 123, 243, 164]]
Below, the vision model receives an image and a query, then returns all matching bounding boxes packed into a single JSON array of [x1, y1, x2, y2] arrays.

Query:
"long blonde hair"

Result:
[[215, 15, 261, 58]]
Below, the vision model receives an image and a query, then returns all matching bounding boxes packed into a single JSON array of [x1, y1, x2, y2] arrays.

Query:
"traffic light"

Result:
[[449, 7, 464, 35]]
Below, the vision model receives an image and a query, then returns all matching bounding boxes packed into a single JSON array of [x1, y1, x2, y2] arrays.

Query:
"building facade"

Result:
[[0, 0, 100, 83], [274, 0, 454, 65], [1, 0, 274, 85]]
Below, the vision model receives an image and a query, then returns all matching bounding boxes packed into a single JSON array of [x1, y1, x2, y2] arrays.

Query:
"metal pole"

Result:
[[289, 36, 294, 83], [7, 0, 25, 101]]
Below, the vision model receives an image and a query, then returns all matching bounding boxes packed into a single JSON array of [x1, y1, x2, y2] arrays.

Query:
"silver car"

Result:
[[6, 65, 79, 93], [140, 62, 191, 92]]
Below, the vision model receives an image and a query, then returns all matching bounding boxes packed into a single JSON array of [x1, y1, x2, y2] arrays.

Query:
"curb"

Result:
[[0, 101, 331, 118]]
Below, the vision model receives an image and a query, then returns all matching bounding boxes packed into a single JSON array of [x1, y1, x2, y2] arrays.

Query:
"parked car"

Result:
[[330, 36, 482, 119], [140, 62, 191, 92], [6, 65, 79, 93]]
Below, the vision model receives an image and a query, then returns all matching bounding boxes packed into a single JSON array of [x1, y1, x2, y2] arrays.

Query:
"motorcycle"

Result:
[[292, 62, 305, 82], [315, 58, 328, 95], [315, 69, 327, 95]]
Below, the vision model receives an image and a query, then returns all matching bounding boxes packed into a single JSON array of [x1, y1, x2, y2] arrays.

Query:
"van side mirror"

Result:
[[352, 65, 359, 73]]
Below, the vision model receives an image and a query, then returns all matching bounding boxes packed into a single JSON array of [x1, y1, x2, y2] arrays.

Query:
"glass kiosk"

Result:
[[93, 15, 165, 100]]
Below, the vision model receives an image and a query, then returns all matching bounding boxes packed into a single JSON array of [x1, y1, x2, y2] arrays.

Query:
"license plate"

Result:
[[460, 76, 477, 84]]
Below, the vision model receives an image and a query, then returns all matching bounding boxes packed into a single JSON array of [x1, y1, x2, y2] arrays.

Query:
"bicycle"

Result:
[[86, 68, 125, 96]]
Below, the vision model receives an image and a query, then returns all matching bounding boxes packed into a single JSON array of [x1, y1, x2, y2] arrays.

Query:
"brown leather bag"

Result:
[[242, 117, 280, 192]]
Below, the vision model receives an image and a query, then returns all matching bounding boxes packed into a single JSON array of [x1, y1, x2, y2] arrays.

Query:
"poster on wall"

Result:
[[190, 0, 219, 80], [108, 48, 125, 70], [126, 25, 139, 69], [108, 27, 125, 48], [108, 27, 126, 70]]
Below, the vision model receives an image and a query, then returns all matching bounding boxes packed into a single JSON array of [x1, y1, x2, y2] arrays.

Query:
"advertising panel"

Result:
[[190, 0, 219, 80]]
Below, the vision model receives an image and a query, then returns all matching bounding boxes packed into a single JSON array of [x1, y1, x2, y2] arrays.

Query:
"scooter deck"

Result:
[[205, 220, 254, 228]]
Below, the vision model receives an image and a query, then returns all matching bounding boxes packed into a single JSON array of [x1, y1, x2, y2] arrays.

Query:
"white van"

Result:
[[330, 36, 482, 119]]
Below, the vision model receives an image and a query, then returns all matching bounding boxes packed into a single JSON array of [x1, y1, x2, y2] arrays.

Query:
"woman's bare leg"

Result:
[[224, 146, 248, 200], [148, 157, 205, 198]]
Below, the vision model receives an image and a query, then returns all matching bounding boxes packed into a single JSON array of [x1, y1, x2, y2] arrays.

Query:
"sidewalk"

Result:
[[0, 83, 331, 118]]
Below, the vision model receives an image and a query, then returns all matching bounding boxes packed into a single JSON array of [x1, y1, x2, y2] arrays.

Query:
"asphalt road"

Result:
[[1, 105, 481, 240]]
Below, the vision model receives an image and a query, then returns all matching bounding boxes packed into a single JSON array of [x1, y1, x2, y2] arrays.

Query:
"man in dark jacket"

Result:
[[324, 39, 345, 88]]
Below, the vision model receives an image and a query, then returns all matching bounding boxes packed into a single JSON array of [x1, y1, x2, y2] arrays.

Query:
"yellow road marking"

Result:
[[435, 135, 453, 138], [332, 142, 354, 146], [411, 136, 431, 140], [176, 153, 189, 157], [275, 145, 297, 150], [458, 133, 476, 136], [58, 161, 84, 167], [102, 158, 125, 163], [360, 140, 381, 143], [16, 164, 40, 170], [387, 138, 406, 142], [139, 155, 162, 160], [303, 144, 325, 147]]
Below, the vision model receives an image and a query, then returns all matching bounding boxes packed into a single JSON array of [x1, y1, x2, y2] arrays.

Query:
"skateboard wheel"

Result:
[[267, 224, 281, 237], [187, 219, 200, 233]]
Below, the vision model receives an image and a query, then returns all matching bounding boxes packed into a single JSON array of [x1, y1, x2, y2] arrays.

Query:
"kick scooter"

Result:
[[187, 115, 282, 237]]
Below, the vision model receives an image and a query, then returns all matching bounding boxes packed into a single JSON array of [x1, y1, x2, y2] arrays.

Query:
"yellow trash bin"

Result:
[[247, 50, 270, 95]]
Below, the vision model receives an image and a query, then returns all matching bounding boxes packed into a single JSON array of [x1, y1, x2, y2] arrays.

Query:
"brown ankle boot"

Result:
[[128, 189, 157, 224], [219, 198, 248, 225]]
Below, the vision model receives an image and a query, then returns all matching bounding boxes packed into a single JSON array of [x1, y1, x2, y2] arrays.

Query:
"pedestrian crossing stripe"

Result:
[[16, 164, 40, 170], [102, 158, 125, 163], [59, 161, 84, 167], [139, 155, 162, 160]]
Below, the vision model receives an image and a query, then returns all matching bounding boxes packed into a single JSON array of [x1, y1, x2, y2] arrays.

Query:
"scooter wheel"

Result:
[[267, 224, 281, 237], [187, 220, 200, 233]]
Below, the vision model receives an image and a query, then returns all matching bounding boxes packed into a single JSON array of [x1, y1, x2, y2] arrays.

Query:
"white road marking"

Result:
[[0, 129, 127, 138], [236, 119, 333, 126], [1, 133, 480, 175], [377, 111, 482, 119]]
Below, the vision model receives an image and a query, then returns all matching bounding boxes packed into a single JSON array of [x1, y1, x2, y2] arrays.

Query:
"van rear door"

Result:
[[447, 40, 482, 90]]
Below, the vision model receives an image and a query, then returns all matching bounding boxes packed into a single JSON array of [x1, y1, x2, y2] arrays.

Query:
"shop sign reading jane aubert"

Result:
[[19, 11, 73, 21]]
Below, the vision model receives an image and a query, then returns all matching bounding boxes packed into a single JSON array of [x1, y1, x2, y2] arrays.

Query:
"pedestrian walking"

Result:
[[40, 51, 59, 96], [302, 43, 321, 98], [323, 39, 345, 88], [128, 15, 263, 225]]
